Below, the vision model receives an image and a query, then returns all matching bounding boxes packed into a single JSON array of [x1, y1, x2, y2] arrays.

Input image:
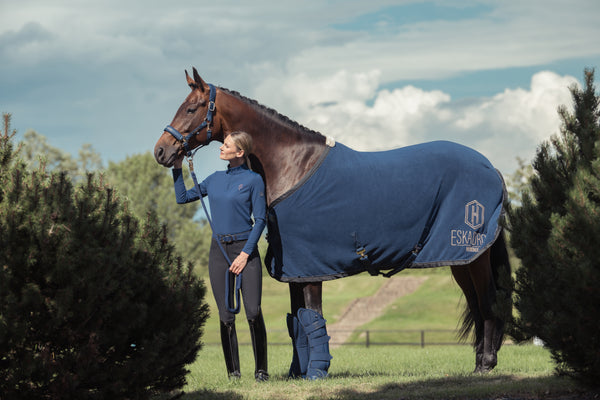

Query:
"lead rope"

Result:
[[188, 155, 242, 314]]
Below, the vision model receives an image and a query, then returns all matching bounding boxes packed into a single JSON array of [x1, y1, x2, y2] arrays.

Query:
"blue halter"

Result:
[[164, 83, 217, 156]]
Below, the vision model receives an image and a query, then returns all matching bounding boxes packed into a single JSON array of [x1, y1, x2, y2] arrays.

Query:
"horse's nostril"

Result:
[[155, 147, 164, 160]]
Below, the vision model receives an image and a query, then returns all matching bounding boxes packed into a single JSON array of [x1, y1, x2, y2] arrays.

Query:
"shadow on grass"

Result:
[[329, 374, 593, 400], [176, 374, 596, 400], [175, 388, 245, 400]]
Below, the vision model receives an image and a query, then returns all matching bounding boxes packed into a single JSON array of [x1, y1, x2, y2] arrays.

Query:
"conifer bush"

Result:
[[0, 114, 209, 399], [508, 70, 600, 386]]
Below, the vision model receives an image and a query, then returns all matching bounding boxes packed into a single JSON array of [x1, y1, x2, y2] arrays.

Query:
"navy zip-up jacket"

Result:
[[172, 164, 266, 255]]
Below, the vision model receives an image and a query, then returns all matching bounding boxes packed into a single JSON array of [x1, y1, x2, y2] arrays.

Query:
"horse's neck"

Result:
[[255, 131, 326, 205], [220, 95, 327, 205]]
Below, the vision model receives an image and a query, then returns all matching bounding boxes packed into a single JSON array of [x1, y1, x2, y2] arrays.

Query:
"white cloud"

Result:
[[445, 71, 578, 170], [263, 70, 578, 175], [0, 0, 596, 173]]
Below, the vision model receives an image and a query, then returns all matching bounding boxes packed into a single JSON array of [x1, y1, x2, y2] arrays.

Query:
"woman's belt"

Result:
[[215, 230, 251, 244]]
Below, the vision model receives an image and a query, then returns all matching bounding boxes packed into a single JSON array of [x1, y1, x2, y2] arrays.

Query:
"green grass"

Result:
[[185, 261, 588, 399], [175, 344, 585, 400]]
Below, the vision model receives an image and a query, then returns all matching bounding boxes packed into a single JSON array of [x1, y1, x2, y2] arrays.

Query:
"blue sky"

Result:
[[1, 0, 599, 178]]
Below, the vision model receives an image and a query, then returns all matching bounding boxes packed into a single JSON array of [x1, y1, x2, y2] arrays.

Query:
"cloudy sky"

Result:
[[1, 0, 599, 178]]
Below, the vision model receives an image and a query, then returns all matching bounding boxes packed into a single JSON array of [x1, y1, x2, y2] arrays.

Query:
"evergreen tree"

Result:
[[105, 153, 212, 273], [0, 114, 209, 399], [508, 69, 600, 385]]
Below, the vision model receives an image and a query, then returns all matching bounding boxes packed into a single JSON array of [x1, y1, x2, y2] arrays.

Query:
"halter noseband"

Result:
[[164, 83, 217, 156]]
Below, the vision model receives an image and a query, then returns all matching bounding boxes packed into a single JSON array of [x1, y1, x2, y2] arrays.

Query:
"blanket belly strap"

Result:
[[356, 217, 432, 278], [382, 247, 419, 278], [355, 246, 378, 276], [355, 239, 419, 278], [354, 233, 379, 276]]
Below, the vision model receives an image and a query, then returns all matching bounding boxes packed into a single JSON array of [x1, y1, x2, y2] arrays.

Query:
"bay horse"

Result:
[[154, 68, 512, 378]]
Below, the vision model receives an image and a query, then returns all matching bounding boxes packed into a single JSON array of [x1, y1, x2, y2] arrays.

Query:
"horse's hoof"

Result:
[[474, 365, 491, 374], [474, 357, 497, 374], [255, 370, 269, 382]]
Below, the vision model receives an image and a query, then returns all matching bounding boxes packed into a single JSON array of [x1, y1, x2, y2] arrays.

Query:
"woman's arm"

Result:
[[172, 167, 207, 204], [228, 174, 267, 275], [241, 176, 267, 255]]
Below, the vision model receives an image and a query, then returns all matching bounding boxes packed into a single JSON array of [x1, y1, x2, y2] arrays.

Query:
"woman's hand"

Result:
[[173, 156, 183, 169], [229, 252, 249, 275]]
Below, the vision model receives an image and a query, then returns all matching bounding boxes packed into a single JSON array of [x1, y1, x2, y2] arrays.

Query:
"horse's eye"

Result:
[[187, 107, 197, 114]]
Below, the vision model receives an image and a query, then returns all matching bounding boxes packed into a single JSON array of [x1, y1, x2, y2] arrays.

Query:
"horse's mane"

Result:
[[219, 87, 324, 140]]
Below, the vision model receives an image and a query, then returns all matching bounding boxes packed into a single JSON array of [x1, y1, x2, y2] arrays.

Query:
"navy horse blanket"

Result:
[[265, 141, 505, 282]]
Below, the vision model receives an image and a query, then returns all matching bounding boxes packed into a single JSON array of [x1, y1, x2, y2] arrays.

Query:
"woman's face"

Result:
[[219, 136, 244, 162]]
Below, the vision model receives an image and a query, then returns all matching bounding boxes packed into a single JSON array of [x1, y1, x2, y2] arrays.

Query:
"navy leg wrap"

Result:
[[297, 308, 332, 379], [286, 313, 308, 378]]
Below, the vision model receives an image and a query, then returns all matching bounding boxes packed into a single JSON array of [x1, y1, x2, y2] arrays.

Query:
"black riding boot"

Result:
[[220, 321, 241, 379], [248, 311, 269, 382]]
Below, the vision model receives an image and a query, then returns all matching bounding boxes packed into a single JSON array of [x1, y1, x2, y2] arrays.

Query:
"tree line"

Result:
[[18, 129, 213, 276]]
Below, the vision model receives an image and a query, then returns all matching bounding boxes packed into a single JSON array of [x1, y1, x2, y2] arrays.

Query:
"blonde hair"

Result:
[[228, 131, 254, 170]]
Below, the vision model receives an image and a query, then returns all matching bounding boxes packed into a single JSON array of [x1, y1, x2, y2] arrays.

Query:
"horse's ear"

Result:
[[192, 67, 206, 93], [185, 69, 197, 89]]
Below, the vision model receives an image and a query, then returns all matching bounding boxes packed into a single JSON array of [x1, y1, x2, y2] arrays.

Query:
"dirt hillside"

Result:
[[328, 276, 428, 347]]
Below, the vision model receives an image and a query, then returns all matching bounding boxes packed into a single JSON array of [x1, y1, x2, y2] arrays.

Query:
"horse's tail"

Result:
[[458, 229, 513, 348]]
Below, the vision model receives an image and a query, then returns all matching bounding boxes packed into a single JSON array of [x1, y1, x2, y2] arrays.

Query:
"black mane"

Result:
[[219, 87, 324, 139]]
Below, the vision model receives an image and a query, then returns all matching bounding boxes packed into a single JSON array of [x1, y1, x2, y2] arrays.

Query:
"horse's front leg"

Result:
[[289, 282, 322, 314], [286, 282, 332, 379]]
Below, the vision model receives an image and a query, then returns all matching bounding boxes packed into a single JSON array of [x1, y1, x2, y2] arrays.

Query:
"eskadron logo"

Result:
[[451, 230, 486, 250], [465, 200, 484, 229], [450, 200, 486, 252]]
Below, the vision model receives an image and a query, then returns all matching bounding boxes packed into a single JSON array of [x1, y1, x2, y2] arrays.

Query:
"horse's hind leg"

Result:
[[452, 249, 500, 373], [451, 265, 485, 371], [286, 282, 331, 379], [471, 250, 502, 372]]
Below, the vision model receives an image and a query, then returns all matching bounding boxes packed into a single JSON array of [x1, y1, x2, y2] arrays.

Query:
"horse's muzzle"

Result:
[[154, 142, 178, 167]]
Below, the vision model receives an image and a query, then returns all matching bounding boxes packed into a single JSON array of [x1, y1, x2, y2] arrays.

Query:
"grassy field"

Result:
[[199, 266, 457, 345], [183, 262, 590, 399], [176, 345, 585, 400]]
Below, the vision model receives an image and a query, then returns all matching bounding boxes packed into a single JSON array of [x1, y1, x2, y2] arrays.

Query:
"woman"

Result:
[[172, 131, 268, 381]]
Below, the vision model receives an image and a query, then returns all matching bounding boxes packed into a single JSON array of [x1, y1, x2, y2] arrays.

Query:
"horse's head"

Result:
[[154, 68, 223, 167]]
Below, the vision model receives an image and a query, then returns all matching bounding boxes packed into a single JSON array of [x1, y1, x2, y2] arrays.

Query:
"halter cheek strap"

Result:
[[164, 83, 217, 156]]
